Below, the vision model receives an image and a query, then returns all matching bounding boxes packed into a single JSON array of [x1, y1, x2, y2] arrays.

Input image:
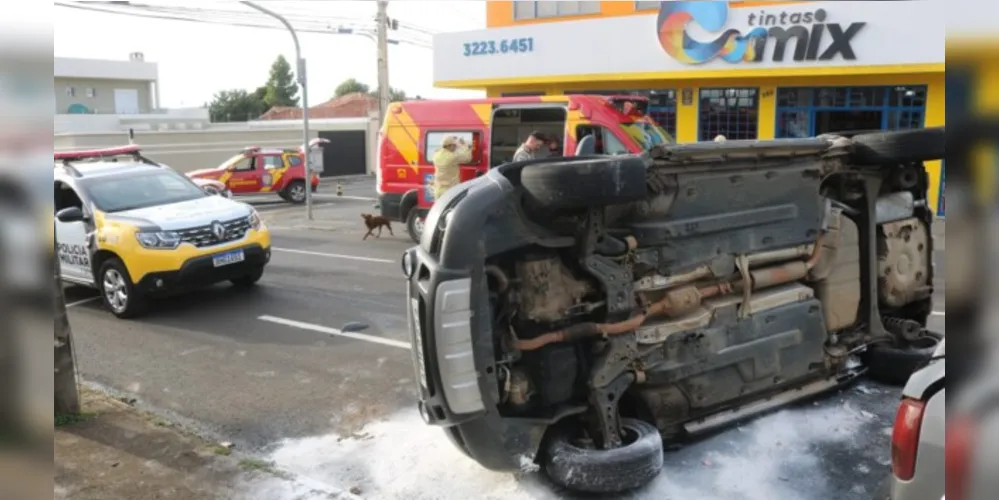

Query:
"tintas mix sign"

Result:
[[657, 1, 866, 65]]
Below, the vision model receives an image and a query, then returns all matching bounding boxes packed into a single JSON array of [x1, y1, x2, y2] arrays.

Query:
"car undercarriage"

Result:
[[404, 127, 945, 494]]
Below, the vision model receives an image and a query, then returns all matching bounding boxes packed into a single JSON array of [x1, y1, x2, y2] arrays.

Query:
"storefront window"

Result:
[[513, 1, 600, 20], [699, 88, 760, 141], [775, 86, 928, 138]]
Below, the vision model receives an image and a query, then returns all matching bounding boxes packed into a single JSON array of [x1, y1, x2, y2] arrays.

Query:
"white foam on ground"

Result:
[[259, 401, 872, 500]]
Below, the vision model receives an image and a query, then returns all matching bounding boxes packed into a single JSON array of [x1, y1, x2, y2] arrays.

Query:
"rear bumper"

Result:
[[379, 193, 403, 221], [136, 244, 270, 294]]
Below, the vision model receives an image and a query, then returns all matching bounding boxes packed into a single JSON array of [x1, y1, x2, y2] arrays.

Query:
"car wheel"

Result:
[[284, 180, 307, 204], [520, 157, 648, 210], [98, 258, 147, 319], [230, 266, 264, 288], [861, 331, 943, 385], [406, 208, 424, 244], [543, 418, 664, 494], [850, 127, 945, 165]]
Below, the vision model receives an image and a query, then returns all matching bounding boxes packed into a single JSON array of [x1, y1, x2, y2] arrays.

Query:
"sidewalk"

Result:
[[55, 389, 357, 500]]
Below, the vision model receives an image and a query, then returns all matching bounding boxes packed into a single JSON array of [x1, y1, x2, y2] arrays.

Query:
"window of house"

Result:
[[698, 88, 760, 141], [424, 131, 481, 164], [65, 87, 75, 97], [514, 1, 600, 20], [85, 88, 96, 98]]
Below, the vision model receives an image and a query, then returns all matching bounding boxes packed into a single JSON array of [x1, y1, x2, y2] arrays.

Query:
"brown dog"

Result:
[[361, 213, 394, 240]]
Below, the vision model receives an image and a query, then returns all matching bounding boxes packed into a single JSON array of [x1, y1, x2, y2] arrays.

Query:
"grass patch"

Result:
[[210, 445, 231, 456], [239, 458, 292, 479], [55, 412, 96, 427]]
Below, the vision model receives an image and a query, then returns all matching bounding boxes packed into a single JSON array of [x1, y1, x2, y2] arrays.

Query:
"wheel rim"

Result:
[[102, 269, 128, 313], [413, 217, 424, 235], [290, 184, 305, 201]]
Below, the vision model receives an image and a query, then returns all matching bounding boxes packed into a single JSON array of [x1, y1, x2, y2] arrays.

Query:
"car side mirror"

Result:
[[56, 206, 87, 223]]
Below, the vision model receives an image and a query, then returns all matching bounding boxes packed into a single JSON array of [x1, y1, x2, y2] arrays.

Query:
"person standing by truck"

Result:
[[431, 136, 472, 200]]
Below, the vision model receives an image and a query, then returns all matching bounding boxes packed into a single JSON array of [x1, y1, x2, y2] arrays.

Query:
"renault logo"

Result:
[[211, 221, 226, 240]]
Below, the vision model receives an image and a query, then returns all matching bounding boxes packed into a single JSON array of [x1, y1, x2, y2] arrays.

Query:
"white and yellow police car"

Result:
[[54, 145, 271, 318]]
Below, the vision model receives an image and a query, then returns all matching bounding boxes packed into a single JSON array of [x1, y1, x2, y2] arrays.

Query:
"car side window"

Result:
[[54, 181, 84, 212], [263, 155, 283, 169], [576, 126, 630, 156], [424, 131, 480, 164], [287, 155, 302, 167], [232, 156, 255, 172]]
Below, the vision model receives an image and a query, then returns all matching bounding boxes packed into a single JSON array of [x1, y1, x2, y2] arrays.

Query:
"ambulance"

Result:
[[376, 95, 673, 242]]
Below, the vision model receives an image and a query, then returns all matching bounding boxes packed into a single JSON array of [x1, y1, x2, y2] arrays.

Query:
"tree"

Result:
[[263, 55, 299, 107], [207, 89, 269, 122], [334, 78, 370, 98], [372, 87, 407, 103]]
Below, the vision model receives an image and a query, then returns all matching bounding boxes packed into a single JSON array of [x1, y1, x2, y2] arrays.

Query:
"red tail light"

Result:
[[891, 397, 925, 481], [946, 416, 975, 500]]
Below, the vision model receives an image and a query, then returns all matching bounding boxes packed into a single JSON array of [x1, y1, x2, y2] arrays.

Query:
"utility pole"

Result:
[[54, 251, 80, 415], [376, 0, 391, 127], [242, 1, 313, 220]]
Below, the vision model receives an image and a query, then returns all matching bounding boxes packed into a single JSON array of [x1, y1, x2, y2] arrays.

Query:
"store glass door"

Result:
[[775, 86, 927, 138]]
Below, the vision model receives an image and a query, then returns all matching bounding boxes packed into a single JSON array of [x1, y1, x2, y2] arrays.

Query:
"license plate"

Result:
[[212, 249, 245, 267]]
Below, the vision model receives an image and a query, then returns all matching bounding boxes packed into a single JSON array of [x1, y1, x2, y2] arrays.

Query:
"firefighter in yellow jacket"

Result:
[[431, 136, 472, 200]]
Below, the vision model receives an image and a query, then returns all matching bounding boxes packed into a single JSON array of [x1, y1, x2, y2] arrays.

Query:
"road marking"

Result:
[[272, 247, 394, 263], [931, 311, 945, 317], [258, 315, 411, 350], [66, 296, 100, 307]]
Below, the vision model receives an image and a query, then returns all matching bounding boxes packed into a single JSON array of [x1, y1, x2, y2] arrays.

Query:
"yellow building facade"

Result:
[[433, 1, 946, 214]]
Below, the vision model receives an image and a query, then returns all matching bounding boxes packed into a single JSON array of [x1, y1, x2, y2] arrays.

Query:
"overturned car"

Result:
[[401, 128, 944, 494]]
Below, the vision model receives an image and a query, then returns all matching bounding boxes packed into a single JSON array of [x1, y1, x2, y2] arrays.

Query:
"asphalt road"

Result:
[[64, 184, 946, 499]]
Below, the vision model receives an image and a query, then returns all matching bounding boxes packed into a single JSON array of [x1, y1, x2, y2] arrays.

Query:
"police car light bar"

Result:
[[54, 144, 143, 162]]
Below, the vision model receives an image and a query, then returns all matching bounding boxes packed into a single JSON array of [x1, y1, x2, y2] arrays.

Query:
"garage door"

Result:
[[318, 130, 367, 177]]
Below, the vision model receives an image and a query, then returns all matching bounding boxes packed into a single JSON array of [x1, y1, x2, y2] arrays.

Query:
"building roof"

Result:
[[55, 56, 158, 82], [258, 92, 378, 120]]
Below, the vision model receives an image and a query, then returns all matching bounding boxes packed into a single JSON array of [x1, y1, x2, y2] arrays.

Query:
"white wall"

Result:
[[433, 0, 945, 84], [55, 56, 158, 82]]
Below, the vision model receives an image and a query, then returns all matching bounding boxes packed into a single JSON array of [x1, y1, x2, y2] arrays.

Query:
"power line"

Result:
[[54, 1, 432, 48]]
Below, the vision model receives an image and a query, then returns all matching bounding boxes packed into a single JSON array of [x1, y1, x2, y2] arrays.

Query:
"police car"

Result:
[[54, 145, 272, 318]]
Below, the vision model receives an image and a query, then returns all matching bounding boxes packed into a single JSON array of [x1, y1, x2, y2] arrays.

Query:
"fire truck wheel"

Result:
[[284, 180, 307, 204]]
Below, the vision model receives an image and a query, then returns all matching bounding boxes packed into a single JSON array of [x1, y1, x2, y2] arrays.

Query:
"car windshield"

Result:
[[621, 120, 674, 150], [84, 170, 206, 213], [220, 153, 245, 169]]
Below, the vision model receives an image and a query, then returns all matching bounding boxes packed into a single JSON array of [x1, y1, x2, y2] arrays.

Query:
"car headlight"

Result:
[[401, 248, 416, 278], [136, 230, 181, 249], [248, 209, 263, 230]]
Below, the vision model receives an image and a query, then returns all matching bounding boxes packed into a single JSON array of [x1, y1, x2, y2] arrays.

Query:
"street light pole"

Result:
[[241, 1, 313, 220]]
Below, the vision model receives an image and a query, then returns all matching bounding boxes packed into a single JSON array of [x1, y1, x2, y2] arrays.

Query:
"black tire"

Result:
[[405, 208, 424, 244], [543, 418, 664, 494], [851, 127, 945, 165], [97, 257, 147, 319], [283, 180, 307, 204], [278, 190, 291, 202], [521, 157, 648, 210], [861, 331, 943, 385], [230, 266, 264, 288]]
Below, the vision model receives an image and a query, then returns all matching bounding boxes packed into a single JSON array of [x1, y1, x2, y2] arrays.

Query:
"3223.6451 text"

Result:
[[463, 37, 534, 57]]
